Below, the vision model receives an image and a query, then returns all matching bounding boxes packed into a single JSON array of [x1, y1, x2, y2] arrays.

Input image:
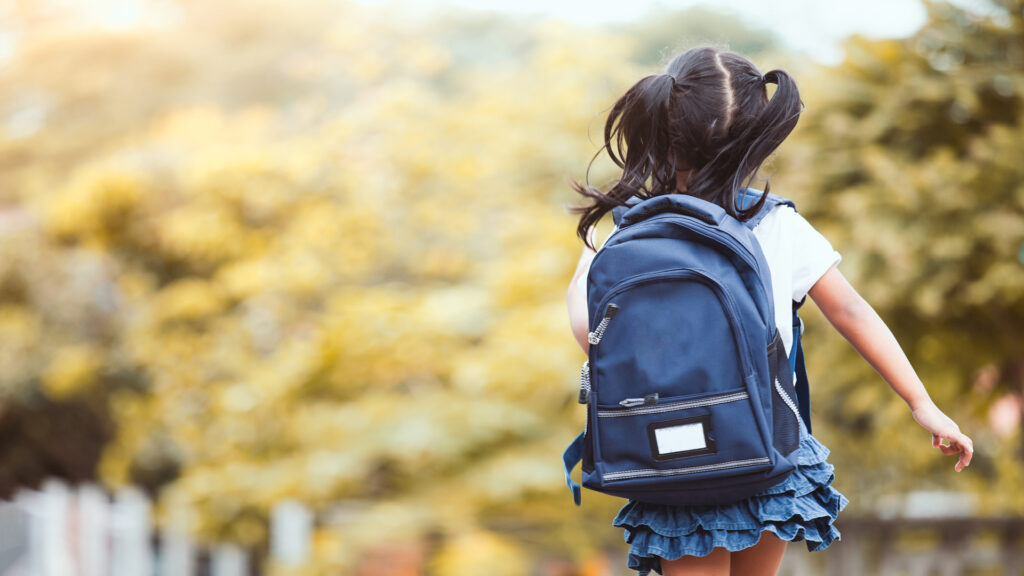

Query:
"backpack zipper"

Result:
[[618, 393, 659, 408], [602, 456, 771, 482], [589, 268, 756, 380], [773, 378, 801, 421], [599, 390, 749, 418], [591, 214, 764, 289], [587, 303, 619, 346], [588, 213, 777, 327], [578, 361, 591, 404]]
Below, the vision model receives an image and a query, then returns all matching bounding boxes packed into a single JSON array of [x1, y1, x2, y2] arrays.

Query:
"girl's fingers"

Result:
[[922, 413, 974, 472], [961, 432, 974, 451], [955, 449, 971, 472], [955, 433, 974, 471], [934, 433, 974, 472]]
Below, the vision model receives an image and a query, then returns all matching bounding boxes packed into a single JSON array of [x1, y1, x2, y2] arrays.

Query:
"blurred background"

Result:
[[0, 0, 1022, 574]]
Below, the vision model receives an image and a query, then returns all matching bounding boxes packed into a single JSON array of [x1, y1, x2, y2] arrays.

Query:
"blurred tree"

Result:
[[0, 0, 640, 571], [0, 210, 119, 497], [783, 0, 1024, 511]]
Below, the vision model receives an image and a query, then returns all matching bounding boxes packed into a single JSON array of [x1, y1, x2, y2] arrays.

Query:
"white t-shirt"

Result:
[[576, 204, 841, 358]]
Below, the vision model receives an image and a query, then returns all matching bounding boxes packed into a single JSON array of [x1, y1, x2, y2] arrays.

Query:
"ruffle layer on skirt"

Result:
[[612, 422, 849, 575]]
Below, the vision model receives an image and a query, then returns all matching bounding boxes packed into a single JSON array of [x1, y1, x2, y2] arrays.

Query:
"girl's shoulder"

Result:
[[753, 203, 831, 247], [753, 202, 841, 297]]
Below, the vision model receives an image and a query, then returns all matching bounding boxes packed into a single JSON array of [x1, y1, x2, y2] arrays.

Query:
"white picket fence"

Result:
[[0, 480, 314, 576]]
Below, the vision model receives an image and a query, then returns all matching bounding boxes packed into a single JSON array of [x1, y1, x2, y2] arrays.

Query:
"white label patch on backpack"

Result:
[[654, 422, 706, 454], [647, 415, 717, 460]]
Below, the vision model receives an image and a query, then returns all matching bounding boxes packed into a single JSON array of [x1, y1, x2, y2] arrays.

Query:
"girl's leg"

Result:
[[661, 548, 730, 576], [728, 532, 787, 576]]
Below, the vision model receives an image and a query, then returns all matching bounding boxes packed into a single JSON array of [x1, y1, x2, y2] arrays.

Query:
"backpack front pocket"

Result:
[[592, 387, 771, 483]]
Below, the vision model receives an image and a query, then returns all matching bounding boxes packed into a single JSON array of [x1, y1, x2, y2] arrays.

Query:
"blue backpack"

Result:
[[562, 189, 812, 507]]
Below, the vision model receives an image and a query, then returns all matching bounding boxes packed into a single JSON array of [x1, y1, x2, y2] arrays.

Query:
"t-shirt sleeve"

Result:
[[784, 208, 842, 301]]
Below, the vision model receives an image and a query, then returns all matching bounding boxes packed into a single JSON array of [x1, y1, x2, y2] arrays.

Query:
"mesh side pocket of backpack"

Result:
[[768, 334, 800, 456], [771, 378, 800, 456]]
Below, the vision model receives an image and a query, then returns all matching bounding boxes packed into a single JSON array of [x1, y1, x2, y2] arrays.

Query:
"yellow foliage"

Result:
[[158, 205, 254, 266], [430, 531, 529, 576], [46, 170, 148, 245], [152, 278, 225, 323], [0, 304, 43, 396], [41, 345, 101, 399]]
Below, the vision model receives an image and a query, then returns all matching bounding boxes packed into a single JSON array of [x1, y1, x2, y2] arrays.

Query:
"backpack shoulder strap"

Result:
[[738, 187, 812, 431], [611, 195, 643, 227], [791, 297, 812, 433], [562, 432, 584, 506], [739, 188, 797, 230]]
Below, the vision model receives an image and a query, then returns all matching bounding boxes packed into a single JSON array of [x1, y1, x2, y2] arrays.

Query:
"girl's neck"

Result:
[[675, 169, 693, 193]]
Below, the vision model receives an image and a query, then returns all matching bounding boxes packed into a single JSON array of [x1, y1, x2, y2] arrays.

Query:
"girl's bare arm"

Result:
[[567, 228, 598, 353], [567, 248, 595, 354], [808, 265, 974, 471]]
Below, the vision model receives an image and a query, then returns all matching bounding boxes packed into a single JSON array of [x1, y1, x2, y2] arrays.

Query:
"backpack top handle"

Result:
[[618, 193, 724, 228]]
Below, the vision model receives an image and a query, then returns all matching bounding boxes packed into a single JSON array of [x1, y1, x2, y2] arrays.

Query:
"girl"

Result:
[[565, 46, 974, 576]]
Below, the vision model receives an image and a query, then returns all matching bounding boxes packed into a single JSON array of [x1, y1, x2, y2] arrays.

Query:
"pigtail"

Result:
[[571, 74, 678, 249], [730, 69, 804, 220], [681, 66, 804, 221], [571, 47, 804, 242]]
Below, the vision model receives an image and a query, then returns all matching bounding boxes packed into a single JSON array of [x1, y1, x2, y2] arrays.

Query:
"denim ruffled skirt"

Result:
[[612, 419, 848, 575]]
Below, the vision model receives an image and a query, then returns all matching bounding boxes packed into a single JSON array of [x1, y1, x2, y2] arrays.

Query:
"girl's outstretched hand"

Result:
[[809, 262, 977, 473], [911, 401, 974, 472]]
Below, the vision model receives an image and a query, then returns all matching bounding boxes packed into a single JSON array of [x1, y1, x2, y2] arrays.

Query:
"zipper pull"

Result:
[[578, 361, 591, 404], [619, 393, 659, 408], [588, 303, 620, 346]]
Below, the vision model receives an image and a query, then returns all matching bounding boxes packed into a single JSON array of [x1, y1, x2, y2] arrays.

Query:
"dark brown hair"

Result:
[[572, 46, 804, 248]]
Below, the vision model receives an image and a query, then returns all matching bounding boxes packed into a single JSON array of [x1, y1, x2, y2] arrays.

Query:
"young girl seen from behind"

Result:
[[565, 46, 974, 576]]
